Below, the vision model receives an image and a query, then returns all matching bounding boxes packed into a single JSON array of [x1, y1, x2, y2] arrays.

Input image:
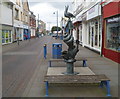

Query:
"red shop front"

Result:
[[102, 1, 120, 63]]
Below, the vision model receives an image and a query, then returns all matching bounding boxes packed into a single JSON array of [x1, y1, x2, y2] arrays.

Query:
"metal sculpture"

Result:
[[62, 5, 79, 75]]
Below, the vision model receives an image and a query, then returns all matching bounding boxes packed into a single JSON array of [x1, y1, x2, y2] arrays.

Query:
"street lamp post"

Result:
[[53, 11, 58, 39]]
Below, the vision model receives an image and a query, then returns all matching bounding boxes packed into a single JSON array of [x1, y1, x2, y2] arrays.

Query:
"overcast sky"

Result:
[[28, 0, 73, 30]]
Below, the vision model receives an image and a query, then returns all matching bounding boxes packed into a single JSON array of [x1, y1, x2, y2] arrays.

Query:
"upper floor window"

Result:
[[15, 9, 19, 20], [25, 15, 28, 23]]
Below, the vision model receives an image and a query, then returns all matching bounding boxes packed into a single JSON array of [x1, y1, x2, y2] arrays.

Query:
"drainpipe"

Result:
[[100, 0, 103, 57], [12, 4, 14, 43]]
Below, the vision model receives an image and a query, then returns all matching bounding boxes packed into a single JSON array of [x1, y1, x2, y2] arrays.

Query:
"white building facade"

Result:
[[72, 0, 102, 53], [1, 1, 15, 45]]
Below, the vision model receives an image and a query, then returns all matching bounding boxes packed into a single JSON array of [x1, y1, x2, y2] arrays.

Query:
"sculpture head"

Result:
[[64, 5, 75, 19], [65, 5, 69, 13]]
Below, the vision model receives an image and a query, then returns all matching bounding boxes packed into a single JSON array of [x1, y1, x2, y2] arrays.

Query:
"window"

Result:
[[9, 30, 12, 42], [25, 15, 28, 23], [79, 25, 82, 42], [23, 14, 25, 22], [6, 31, 9, 43], [106, 15, 120, 51], [2, 31, 5, 43], [7, 3, 12, 9], [95, 20, 98, 46], [2, 30, 12, 44], [88, 24, 90, 44], [21, 12, 22, 21], [15, 9, 19, 20]]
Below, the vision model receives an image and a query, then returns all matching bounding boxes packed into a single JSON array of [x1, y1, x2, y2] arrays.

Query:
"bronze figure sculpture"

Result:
[[62, 5, 79, 75]]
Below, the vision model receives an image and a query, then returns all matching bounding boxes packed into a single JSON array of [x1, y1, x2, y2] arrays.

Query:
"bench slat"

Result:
[[44, 75, 110, 83], [49, 58, 87, 62]]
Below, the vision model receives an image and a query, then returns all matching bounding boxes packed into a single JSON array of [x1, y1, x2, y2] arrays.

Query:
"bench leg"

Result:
[[49, 61, 51, 67], [99, 81, 104, 88], [45, 81, 49, 97], [106, 81, 111, 97], [101, 81, 111, 97], [83, 60, 87, 67]]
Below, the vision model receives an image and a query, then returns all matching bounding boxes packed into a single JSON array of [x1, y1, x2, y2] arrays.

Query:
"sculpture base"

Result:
[[47, 67, 95, 75], [62, 72, 79, 75]]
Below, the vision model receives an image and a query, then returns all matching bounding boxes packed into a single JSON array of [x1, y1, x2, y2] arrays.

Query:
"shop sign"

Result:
[[81, 12, 87, 21], [88, 7, 95, 14], [23, 25, 29, 29], [87, 3, 101, 20], [107, 16, 120, 23]]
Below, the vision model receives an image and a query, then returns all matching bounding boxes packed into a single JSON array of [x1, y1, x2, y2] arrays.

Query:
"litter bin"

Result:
[[52, 43, 62, 59]]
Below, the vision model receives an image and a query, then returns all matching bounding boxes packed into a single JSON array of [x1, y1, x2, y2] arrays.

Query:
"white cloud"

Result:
[[30, 3, 57, 30], [29, 1, 73, 30]]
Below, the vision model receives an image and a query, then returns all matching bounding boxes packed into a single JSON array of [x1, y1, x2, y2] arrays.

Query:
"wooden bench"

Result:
[[49, 58, 87, 67], [44, 74, 111, 97]]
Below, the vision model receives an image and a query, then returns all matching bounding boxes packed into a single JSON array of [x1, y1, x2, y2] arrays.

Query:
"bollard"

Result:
[[17, 37, 19, 45], [44, 44, 47, 59]]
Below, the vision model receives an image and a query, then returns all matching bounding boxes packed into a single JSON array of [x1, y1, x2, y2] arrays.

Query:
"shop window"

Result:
[[91, 27, 94, 47], [2, 31, 5, 43], [95, 21, 98, 46], [106, 15, 120, 51], [2, 30, 12, 44], [88, 25, 90, 44], [79, 25, 82, 42], [6, 31, 9, 43], [9, 31, 12, 42]]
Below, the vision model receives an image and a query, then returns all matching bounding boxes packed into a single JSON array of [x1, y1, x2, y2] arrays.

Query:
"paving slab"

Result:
[[47, 67, 95, 75]]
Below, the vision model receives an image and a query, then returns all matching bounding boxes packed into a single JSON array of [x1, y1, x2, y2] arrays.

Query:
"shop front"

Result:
[[73, 21, 82, 44], [23, 25, 30, 40], [73, 14, 82, 44], [87, 18, 101, 50], [2, 25, 13, 45], [81, 12, 87, 47], [30, 28, 36, 38], [86, 3, 102, 52], [24, 29, 29, 40], [102, 1, 120, 63]]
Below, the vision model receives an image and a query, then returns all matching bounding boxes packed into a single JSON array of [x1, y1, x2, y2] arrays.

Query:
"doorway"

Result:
[[91, 26, 94, 47]]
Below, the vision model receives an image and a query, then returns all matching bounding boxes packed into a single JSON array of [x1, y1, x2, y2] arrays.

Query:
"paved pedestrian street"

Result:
[[2, 36, 118, 97], [1, 0, 120, 98]]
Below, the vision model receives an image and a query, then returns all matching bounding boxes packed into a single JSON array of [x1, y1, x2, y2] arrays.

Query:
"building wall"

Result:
[[1, 2, 13, 26], [30, 13, 36, 38], [72, 0, 102, 53], [38, 20, 46, 34], [12, 0, 30, 41], [1, 2, 13, 45]]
